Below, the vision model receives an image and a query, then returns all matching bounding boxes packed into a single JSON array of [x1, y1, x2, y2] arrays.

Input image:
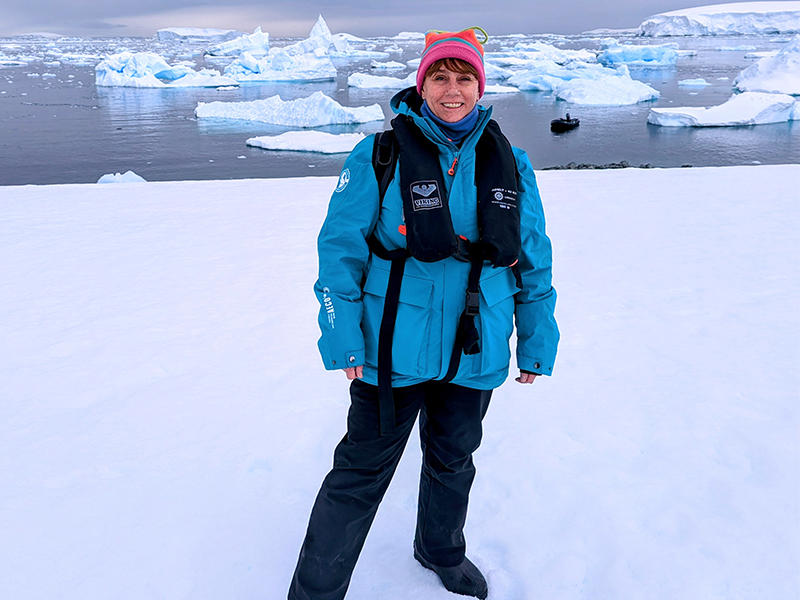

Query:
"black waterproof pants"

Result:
[[287, 379, 492, 600]]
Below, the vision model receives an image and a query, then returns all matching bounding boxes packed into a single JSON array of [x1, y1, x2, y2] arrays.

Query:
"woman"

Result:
[[288, 28, 559, 600]]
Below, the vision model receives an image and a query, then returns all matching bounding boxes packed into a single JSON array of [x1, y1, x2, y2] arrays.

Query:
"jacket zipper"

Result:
[[447, 153, 459, 176]]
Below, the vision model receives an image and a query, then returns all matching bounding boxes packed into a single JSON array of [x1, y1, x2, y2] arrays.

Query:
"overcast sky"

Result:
[[0, 0, 767, 38]]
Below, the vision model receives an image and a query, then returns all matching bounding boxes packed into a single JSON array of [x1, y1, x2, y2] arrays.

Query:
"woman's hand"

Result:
[[515, 371, 538, 384], [343, 365, 364, 380]]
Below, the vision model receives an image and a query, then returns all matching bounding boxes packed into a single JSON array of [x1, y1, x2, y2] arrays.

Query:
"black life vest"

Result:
[[368, 108, 522, 435], [374, 113, 521, 267]]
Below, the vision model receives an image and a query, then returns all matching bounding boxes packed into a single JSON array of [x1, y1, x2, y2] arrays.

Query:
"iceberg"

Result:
[[555, 72, 660, 105], [275, 15, 342, 57], [734, 35, 800, 95], [95, 52, 238, 88], [647, 91, 797, 126], [224, 50, 337, 82], [638, 1, 800, 36], [245, 131, 365, 153], [157, 28, 246, 43], [392, 32, 425, 40], [97, 170, 147, 183], [194, 91, 384, 127], [507, 61, 660, 105], [598, 40, 679, 67], [272, 15, 388, 60], [485, 62, 514, 81], [486, 42, 596, 68], [348, 71, 417, 89], [206, 27, 270, 57]]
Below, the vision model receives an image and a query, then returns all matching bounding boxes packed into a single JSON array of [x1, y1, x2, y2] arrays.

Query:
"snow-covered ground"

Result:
[[638, 1, 800, 36], [1, 165, 798, 600]]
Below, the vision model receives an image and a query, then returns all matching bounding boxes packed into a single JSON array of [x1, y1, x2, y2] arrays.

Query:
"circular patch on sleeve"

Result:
[[335, 168, 351, 193]]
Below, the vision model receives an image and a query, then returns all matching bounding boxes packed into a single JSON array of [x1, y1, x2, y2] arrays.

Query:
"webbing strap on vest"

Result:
[[367, 236, 407, 435], [441, 250, 484, 383]]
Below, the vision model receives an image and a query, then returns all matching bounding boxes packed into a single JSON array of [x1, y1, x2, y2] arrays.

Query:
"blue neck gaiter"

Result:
[[421, 102, 480, 145]]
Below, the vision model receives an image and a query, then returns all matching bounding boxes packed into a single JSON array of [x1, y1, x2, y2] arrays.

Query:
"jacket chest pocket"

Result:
[[362, 263, 435, 377]]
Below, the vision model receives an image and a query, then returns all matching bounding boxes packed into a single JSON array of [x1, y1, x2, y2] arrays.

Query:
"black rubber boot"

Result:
[[414, 549, 488, 599]]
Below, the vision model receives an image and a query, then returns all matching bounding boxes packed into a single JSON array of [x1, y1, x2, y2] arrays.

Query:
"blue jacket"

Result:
[[314, 90, 559, 390]]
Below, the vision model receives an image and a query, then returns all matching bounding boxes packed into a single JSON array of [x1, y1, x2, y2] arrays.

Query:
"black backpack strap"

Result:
[[371, 130, 403, 436], [372, 130, 398, 202]]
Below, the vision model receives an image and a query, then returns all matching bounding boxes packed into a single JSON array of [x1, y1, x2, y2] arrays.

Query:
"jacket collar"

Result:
[[389, 86, 493, 150]]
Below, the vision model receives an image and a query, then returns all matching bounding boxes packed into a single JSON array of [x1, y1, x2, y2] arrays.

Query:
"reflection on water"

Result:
[[0, 33, 797, 185]]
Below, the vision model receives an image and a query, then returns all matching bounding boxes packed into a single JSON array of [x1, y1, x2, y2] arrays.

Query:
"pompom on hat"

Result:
[[416, 27, 488, 97]]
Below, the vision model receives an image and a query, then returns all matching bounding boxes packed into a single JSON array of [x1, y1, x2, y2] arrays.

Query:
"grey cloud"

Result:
[[0, 0, 766, 38]]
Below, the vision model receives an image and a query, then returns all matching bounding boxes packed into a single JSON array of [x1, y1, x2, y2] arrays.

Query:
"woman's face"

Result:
[[421, 66, 480, 123]]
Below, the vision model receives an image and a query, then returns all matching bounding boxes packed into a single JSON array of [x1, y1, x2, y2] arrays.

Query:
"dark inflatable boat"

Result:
[[551, 113, 580, 132]]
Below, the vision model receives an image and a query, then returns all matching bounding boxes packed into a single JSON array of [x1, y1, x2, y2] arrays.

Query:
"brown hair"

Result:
[[424, 57, 479, 80]]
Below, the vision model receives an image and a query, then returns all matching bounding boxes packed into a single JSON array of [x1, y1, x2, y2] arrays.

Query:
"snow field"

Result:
[[0, 165, 798, 599]]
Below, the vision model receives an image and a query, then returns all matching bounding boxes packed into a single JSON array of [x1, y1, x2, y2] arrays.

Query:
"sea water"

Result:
[[0, 33, 797, 185]]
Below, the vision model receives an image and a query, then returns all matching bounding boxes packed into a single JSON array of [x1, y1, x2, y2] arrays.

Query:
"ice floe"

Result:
[[734, 34, 800, 94], [348, 71, 417, 89], [647, 91, 798, 126], [194, 91, 384, 127], [97, 170, 147, 183], [716, 45, 758, 51], [370, 60, 406, 70], [678, 78, 712, 86], [638, 1, 800, 36], [245, 131, 365, 153], [598, 40, 679, 67], [157, 28, 246, 43], [744, 50, 780, 58], [484, 84, 520, 94], [95, 52, 238, 88]]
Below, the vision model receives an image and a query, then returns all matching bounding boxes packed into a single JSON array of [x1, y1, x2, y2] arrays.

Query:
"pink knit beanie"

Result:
[[416, 27, 487, 98]]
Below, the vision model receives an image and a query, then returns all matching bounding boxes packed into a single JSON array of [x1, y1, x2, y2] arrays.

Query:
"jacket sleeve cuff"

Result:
[[323, 348, 365, 370], [517, 354, 553, 376]]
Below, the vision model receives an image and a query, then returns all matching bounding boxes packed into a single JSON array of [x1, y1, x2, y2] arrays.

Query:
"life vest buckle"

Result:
[[464, 289, 480, 316]]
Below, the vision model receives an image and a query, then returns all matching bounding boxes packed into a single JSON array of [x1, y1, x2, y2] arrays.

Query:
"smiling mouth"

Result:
[[442, 103, 463, 108]]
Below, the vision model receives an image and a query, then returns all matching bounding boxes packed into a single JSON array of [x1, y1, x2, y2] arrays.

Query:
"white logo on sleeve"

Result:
[[335, 168, 350, 193], [322, 287, 336, 329]]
